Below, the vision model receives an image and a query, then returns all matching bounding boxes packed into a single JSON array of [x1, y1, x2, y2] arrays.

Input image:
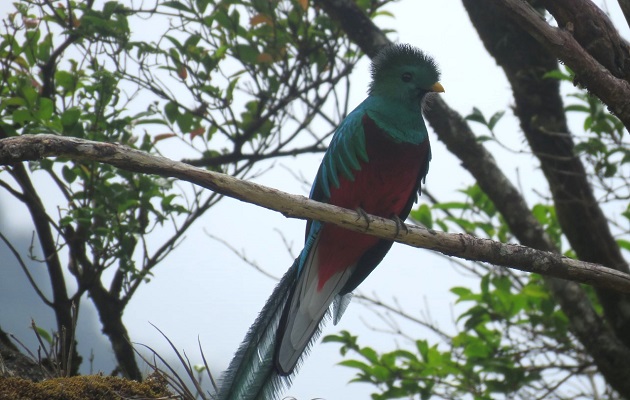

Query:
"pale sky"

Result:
[[1, 1, 628, 399]]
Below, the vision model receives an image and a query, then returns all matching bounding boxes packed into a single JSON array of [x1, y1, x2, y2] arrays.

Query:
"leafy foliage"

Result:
[[327, 76, 627, 399], [545, 67, 629, 198], [411, 183, 510, 243], [0, 0, 365, 378], [326, 271, 584, 400], [1, 1, 629, 398]]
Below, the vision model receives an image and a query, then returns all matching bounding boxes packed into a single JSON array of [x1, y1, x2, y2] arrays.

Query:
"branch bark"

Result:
[[619, 0, 630, 28], [88, 282, 141, 380], [3, 160, 81, 375], [541, 0, 630, 81], [489, 0, 630, 132], [310, 1, 630, 396], [315, 0, 389, 57], [1, 134, 629, 294], [463, 0, 630, 384]]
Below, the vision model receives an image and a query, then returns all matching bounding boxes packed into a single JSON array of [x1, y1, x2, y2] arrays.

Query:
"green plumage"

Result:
[[218, 43, 442, 400]]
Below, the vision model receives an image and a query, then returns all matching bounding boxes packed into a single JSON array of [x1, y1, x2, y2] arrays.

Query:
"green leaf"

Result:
[[164, 101, 179, 123], [370, 365, 391, 381], [416, 339, 429, 359], [214, 9, 233, 30], [480, 274, 490, 295], [168, 47, 181, 63], [531, 204, 550, 224], [225, 76, 240, 104], [31, 325, 53, 345], [37, 33, 53, 62], [445, 216, 476, 232], [380, 352, 398, 369], [521, 283, 548, 299], [463, 339, 491, 359], [36, 98, 54, 120], [451, 286, 475, 302], [465, 107, 486, 125], [176, 111, 193, 133], [339, 359, 372, 373], [492, 275, 512, 293], [233, 44, 259, 64], [12, 109, 32, 125], [359, 346, 379, 363], [184, 34, 202, 50], [373, 10, 395, 18], [62, 166, 77, 183], [410, 204, 432, 229], [55, 70, 77, 93], [565, 104, 590, 113], [435, 219, 449, 232], [161, 0, 192, 12], [475, 135, 494, 143], [487, 110, 504, 130], [196, 0, 210, 13], [433, 202, 468, 210], [103, 1, 122, 18], [1, 97, 27, 108], [19, 83, 38, 108], [38, 159, 54, 171], [543, 69, 572, 81], [355, 0, 371, 10], [61, 109, 84, 136], [617, 239, 630, 251], [23, 29, 41, 66]]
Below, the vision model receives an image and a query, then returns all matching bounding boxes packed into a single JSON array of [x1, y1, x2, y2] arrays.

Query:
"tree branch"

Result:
[[541, 0, 630, 81], [489, 0, 630, 132], [3, 163, 81, 375], [181, 145, 327, 168], [1, 134, 630, 293], [314, 0, 390, 58], [464, 0, 630, 369], [619, 0, 630, 28], [0, 232, 53, 307], [310, 1, 630, 396]]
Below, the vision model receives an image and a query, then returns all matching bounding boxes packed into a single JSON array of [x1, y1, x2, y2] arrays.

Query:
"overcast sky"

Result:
[[1, 1, 629, 399]]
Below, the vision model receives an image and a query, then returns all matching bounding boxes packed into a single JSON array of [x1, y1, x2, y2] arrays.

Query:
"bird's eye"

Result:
[[401, 72, 412, 82]]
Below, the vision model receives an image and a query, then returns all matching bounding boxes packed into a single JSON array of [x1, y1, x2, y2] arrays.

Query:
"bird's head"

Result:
[[368, 44, 444, 106]]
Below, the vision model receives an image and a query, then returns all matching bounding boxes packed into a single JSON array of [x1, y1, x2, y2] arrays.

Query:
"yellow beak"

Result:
[[430, 82, 445, 93]]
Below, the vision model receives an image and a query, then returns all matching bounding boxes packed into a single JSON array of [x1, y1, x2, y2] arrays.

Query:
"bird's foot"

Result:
[[355, 207, 371, 232], [391, 214, 409, 237]]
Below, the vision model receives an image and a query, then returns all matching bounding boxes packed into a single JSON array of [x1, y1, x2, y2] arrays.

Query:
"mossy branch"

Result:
[[2, 134, 630, 293]]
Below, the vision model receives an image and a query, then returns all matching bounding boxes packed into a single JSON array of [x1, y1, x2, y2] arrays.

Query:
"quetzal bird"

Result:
[[218, 43, 443, 400]]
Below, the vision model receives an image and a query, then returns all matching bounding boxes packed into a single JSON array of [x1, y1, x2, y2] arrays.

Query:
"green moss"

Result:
[[0, 372, 174, 400]]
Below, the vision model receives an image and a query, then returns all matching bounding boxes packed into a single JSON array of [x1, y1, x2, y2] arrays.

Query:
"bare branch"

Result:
[[541, 0, 630, 81], [311, 1, 630, 396], [0, 232, 53, 307], [2, 134, 630, 294], [620, 0, 630, 28], [489, 0, 630, 131]]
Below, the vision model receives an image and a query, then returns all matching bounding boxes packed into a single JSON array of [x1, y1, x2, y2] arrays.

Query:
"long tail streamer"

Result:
[[218, 257, 324, 400]]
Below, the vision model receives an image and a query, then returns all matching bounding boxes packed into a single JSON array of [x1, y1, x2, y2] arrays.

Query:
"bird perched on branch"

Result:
[[219, 43, 444, 400]]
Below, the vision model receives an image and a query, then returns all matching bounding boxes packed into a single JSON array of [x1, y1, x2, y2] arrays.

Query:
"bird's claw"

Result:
[[391, 214, 408, 237], [355, 207, 371, 232]]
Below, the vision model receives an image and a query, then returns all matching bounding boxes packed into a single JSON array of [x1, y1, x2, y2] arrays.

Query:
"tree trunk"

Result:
[[89, 283, 142, 380], [6, 161, 82, 376], [314, 0, 630, 397]]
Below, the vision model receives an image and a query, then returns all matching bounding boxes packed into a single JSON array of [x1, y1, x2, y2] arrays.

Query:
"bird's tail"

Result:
[[217, 259, 298, 400]]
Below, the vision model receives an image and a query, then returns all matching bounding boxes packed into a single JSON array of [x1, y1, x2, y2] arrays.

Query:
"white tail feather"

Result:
[[217, 262, 298, 400], [276, 234, 356, 373]]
